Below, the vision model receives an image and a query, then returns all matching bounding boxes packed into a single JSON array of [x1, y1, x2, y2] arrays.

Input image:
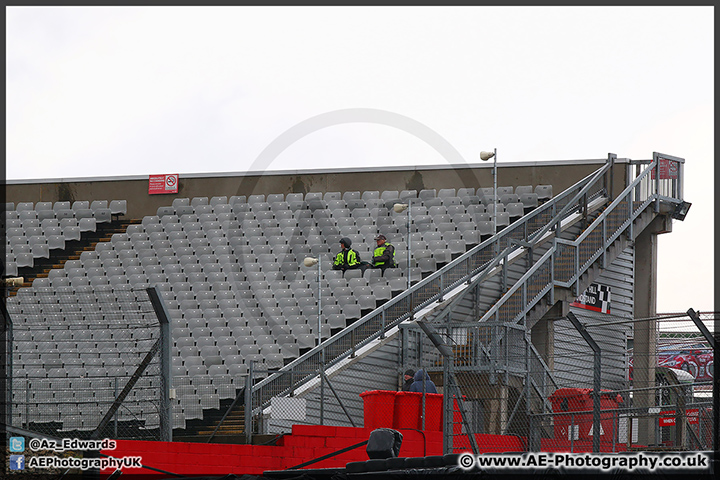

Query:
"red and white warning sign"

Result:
[[149, 174, 179, 194], [650, 158, 679, 180], [659, 409, 699, 426]]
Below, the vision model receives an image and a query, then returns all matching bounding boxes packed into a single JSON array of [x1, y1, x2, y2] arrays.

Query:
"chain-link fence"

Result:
[[620, 312, 715, 451], [242, 327, 409, 441], [399, 311, 714, 454], [7, 285, 171, 441]]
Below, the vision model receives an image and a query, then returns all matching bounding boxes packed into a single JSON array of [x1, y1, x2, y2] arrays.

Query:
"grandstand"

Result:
[[2, 153, 697, 466]]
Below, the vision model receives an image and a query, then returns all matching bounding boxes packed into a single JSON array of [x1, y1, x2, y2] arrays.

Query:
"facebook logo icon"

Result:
[[10, 455, 25, 471]]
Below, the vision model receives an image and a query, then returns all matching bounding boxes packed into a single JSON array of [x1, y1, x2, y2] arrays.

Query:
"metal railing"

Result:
[[245, 161, 616, 422], [481, 154, 684, 328], [443, 154, 685, 426], [555, 154, 684, 293], [477, 155, 685, 378]]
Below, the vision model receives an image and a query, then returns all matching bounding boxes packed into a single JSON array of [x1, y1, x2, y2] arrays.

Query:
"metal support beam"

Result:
[[567, 312, 601, 453], [146, 286, 173, 442], [1, 283, 14, 443], [207, 385, 246, 443], [321, 370, 356, 427], [90, 338, 161, 440], [686, 308, 716, 348], [417, 320, 479, 454]]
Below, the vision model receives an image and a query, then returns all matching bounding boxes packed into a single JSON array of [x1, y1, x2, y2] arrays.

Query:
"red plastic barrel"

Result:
[[393, 391, 446, 431], [549, 388, 623, 442], [359, 390, 398, 429], [393, 391, 422, 429]]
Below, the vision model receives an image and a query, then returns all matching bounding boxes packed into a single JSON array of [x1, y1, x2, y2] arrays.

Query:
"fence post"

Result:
[[245, 362, 254, 445], [380, 310, 386, 340], [607, 153, 616, 199], [0, 283, 14, 435], [417, 320, 479, 454], [25, 383, 29, 429], [438, 274, 444, 303], [320, 349, 325, 426], [420, 365, 426, 431], [146, 286, 173, 442], [114, 377, 118, 438], [567, 312, 601, 453], [685, 308, 718, 452], [442, 332, 453, 454], [526, 332, 540, 451]]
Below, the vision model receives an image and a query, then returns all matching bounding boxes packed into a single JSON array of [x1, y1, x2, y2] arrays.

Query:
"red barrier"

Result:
[[359, 390, 397, 429], [549, 388, 623, 442]]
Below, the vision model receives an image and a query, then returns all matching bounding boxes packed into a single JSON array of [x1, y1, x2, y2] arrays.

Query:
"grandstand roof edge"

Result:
[[5, 157, 626, 185]]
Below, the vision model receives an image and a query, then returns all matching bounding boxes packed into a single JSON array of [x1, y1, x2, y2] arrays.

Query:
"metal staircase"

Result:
[[418, 153, 687, 439], [239, 153, 686, 439]]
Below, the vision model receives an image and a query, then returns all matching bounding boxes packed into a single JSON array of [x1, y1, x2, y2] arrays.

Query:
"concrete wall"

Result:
[[5, 158, 627, 220]]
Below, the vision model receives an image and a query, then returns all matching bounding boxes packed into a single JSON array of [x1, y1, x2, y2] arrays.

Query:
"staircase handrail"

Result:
[[247, 162, 613, 416], [478, 155, 684, 329], [478, 246, 556, 324], [555, 154, 684, 290], [526, 158, 614, 248], [466, 157, 684, 403]]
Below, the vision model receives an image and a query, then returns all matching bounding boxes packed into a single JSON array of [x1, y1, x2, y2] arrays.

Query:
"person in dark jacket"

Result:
[[408, 369, 437, 394], [371, 234, 396, 274], [332, 237, 364, 273], [401, 369, 415, 391]]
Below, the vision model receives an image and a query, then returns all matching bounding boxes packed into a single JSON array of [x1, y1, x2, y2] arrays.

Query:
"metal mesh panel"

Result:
[[9, 286, 167, 440], [554, 243, 575, 284], [400, 312, 714, 454], [578, 228, 603, 271]]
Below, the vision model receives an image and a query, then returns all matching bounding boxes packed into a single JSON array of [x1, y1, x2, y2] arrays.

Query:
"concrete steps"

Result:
[[8, 218, 142, 296]]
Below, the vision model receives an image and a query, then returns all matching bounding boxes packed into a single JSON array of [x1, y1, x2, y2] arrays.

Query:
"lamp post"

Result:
[[393, 202, 412, 290], [303, 255, 326, 424], [303, 256, 322, 346], [480, 149, 497, 235]]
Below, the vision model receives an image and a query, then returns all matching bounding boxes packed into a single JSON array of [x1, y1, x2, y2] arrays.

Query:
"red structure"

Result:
[[99, 389, 631, 476], [100, 425, 528, 477]]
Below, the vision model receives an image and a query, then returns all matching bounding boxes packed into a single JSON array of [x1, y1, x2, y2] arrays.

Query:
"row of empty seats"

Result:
[[159, 186, 551, 206], [8, 185, 555, 431], [4, 200, 127, 224], [157, 188, 546, 218], [3, 200, 128, 275]]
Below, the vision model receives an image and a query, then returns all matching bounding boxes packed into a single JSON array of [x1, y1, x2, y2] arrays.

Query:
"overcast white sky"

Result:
[[5, 6, 714, 314]]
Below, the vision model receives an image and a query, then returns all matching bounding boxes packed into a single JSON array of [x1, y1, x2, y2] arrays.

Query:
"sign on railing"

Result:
[[651, 158, 679, 180]]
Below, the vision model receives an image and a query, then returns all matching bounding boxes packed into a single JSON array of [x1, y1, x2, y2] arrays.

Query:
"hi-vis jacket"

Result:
[[373, 243, 395, 267], [334, 249, 361, 268]]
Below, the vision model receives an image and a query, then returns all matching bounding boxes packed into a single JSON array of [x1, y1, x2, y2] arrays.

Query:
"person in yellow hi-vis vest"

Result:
[[332, 237, 367, 275], [371, 234, 396, 275]]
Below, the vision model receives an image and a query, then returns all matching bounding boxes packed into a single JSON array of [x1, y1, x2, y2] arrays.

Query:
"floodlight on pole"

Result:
[[393, 202, 413, 290], [480, 148, 498, 235], [393, 203, 408, 214], [303, 256, 322, 346], [0, 277, 24, 287]]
